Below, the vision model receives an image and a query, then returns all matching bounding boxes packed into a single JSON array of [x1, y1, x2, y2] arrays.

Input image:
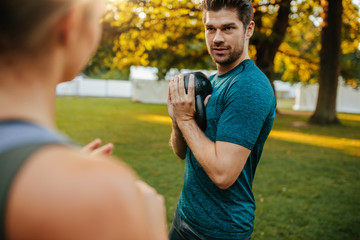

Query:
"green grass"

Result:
[[55, 97, 360, 240], [276, 98, 296, 110]]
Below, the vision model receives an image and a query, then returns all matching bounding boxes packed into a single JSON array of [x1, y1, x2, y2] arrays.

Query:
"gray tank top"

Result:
[[0, 121, 71, 239]]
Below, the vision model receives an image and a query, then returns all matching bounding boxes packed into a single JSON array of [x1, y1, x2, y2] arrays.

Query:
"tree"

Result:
[[252, 0, 292, 92], [340, 0, 360, 86], [84, 20, 131, 79], [273, 0, 322, 84], [91, 0, 212, 80], [274, 0, 359, 86], [86, 0, 359, 90], [341, 49, 360, 88], [309, 0, 343, 125]]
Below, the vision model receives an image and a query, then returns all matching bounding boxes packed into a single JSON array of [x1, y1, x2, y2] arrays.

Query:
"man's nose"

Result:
[[213, 29, 224, 44]]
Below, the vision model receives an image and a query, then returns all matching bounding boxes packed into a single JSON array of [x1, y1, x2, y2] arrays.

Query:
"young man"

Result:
[[167, 0, 277, 239], [0, 0, 167, 239]]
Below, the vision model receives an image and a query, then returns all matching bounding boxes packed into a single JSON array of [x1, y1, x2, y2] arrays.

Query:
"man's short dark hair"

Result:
[[201, 0, 253, 27]]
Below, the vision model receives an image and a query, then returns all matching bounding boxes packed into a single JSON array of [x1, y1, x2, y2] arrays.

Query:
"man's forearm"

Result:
[[177, 120, 218, 175], [170, 121, 187, 159]]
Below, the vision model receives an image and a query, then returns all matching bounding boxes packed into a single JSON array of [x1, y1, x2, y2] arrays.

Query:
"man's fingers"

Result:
[[178, 74, 185, 97], [167, 83, 172, 104], [188, 74, 195, 97], [170, 75, 179, 102], [204, 94, 211, 107], [188, 74, 196, 110]]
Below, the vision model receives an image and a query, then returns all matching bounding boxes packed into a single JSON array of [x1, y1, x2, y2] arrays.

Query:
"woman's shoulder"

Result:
[[5, 146, 149, 239]]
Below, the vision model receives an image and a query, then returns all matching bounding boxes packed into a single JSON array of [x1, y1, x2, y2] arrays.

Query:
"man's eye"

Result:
[[225, 26, 233, 31]]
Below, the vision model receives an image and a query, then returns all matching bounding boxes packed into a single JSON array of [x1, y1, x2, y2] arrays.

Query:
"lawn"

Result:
[[55, 97, 360, 240]]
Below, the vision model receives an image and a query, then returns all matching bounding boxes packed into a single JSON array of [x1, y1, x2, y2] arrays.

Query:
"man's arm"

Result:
[[168, 84, 187, 159], [177, 119, 250, 189], [169, 121, 187, 159], [169, 74, 251, 189]]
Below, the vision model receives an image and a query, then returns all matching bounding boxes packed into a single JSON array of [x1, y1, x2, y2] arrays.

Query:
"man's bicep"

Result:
[[217, 87, 268, 150], [215, 141, 251, 189]]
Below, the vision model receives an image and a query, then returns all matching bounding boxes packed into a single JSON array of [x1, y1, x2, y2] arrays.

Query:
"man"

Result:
[[0, 0, 167, 239], [167, 0, 277, 239]]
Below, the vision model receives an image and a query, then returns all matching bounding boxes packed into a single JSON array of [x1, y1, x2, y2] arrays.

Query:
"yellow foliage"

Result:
[[93, 0, 359, 81], [248, 45, 257, 61], [102, 0, 204, 71]]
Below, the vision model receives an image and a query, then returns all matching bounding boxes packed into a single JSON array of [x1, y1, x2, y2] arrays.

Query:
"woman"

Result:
[[0, 0, 167, 239]]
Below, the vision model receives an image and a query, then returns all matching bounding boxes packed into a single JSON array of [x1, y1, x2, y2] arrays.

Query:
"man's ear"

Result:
[[56, 7, 79, 46], [245, 21, 255, 40]]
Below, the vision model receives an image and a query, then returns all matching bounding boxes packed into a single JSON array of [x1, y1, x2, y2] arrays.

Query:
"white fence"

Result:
[[57, 75, 360, 114], [131, 80, 170, 104], [56, 76, 132, 98], [293, 81, 360, 114]]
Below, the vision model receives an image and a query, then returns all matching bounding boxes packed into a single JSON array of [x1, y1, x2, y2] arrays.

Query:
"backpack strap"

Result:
[[0, 142, 64, 240]]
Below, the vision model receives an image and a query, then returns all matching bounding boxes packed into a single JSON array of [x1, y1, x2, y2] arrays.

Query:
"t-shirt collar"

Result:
[[217, 59, 253, 79]]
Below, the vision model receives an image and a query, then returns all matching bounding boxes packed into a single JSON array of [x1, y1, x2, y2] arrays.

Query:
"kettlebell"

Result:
[[183, 72, 213, 131]]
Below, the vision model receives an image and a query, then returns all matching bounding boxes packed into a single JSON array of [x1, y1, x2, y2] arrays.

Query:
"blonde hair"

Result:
[[0, 0, 90, 54]]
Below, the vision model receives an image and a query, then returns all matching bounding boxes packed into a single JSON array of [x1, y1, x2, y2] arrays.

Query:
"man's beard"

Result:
[[210, 46, 244, 67]]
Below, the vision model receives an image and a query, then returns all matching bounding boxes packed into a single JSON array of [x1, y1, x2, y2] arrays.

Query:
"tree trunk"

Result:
[[252, 0, 292, 113], [309, 0, 342, 125]]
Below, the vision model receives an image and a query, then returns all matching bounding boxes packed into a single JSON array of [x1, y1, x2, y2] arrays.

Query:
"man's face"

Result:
[[204, 9, 247, 67]]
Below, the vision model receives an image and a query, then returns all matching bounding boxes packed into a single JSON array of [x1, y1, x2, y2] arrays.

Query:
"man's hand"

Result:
[[81, 138, 114, 156], [204, 95, 211, 106], [169, 74, 196, 124]]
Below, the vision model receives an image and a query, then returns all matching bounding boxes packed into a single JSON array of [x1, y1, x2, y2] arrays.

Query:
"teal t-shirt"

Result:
[[177, 59, 277, 240]]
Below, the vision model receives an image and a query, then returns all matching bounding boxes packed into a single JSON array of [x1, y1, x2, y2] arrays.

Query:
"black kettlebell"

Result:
[[183, 72, 213, 131]]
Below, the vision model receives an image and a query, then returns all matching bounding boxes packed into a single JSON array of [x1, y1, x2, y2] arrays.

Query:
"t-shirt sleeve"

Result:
[[216, 78, 272, 150]]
